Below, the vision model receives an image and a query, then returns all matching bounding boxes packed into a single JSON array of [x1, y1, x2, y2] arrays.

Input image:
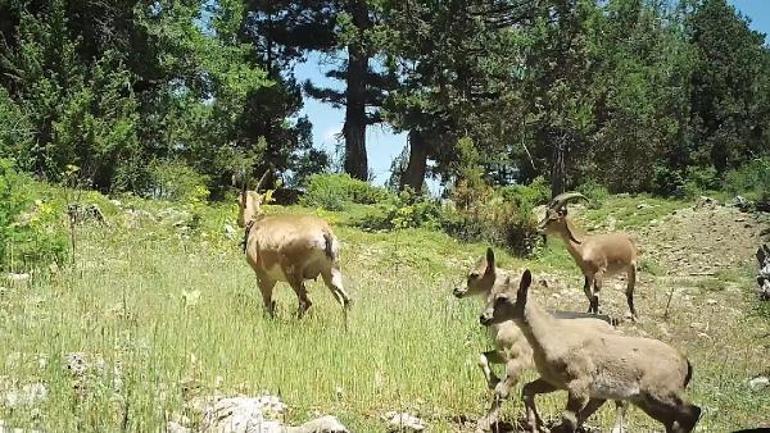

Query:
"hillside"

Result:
[[0, 190, 768, 432]]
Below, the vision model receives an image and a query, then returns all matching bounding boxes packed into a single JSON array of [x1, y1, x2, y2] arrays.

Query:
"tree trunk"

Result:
[[550, 130, 567, 197], [400, 130, 428, 193], [343, 0, 370, 180]]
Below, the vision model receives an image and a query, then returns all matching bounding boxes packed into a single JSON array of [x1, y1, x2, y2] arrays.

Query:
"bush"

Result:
[[145, 160, 211, 203], [652, 165, 686, 197], [300, 173, 392, 211], [0, 159, 68, 270], [683, 165, 721, 198], [724, 158, 770, 205], [442, 177, 541, 256], [577, 178, 610, 208], [355, 189, 443, 231], [498, 176, 550, 209]]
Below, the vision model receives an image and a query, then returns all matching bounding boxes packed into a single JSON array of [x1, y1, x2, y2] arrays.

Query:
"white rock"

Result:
[[4, 383, 48, 408], [748, 376, 770, 391], [382, 412, 426, 432], [167, 422, 191, 433]]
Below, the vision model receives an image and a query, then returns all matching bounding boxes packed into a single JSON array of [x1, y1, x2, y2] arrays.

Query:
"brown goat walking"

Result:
[[539, 192, 638, 319], [237, 171, 351, 319]]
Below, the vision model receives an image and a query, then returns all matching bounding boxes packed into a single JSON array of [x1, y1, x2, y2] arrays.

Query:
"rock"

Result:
[[110, 199, 123, 208], [694, 196, 720, 209], [224, 224, 238, 240], [748, 376, 770, 391], [3, 383, 48, 408], [706, 298, 718, 306], [186, 395, 346, 433], [6, 273, 30, 284], [637, 203, 652, 210], [167, 422, 191, 433], [382, 412, 426, 432], [729, 195, 753, 212], [0, 420, 45, 433]]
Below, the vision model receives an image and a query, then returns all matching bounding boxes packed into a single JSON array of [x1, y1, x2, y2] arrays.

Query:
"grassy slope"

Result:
[[0, 190, 768, 432]]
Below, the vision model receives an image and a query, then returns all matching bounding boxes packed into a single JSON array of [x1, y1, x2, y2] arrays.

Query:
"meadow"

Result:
[[0, 190, 768, 432]]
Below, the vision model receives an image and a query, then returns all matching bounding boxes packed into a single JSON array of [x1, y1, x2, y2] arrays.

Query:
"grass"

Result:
[[0, 189, 768, 432]]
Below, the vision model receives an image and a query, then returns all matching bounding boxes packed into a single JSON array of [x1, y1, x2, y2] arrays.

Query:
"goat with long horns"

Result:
[[539, 192, 639, 319]]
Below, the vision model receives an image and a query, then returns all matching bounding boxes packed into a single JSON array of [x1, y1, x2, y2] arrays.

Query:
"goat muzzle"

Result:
[[479, 312, 493, 326]]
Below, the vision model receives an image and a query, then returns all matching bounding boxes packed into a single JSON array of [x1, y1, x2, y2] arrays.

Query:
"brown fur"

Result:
[[539, 199, 639, 318], [454, 248, 626, 432], [238, 190, 351, 318], [481, 270, 700, 433]]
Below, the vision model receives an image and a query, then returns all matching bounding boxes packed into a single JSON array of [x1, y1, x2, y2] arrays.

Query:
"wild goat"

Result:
[[454, 248, 626, 432], [539, 192, 638, 318], [480, 270, 700, 433], [237, 171, 351, 318]]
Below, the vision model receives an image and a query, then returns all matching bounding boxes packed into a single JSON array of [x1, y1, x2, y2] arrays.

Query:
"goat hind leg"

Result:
[[322, 266, 351, 309], [287, 276, 312, 318], [583, 276, 594, 313], [610, 400, 628, 433], [256, 275, 277, 317]]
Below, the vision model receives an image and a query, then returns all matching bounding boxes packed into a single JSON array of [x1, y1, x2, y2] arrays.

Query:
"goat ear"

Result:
[[518, 269, 532, 303], [486, 247, 495, 269]]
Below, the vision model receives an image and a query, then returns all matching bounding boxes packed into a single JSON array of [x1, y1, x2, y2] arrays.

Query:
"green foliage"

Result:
[[145, 160, 211, 203], [683, 165, 721, 198], [300, 173, 392, 211], [354, 189, 443, 231], [724, 158, 770, 204], [0, 159, 68, 271], [498, 176, 550, 209], [577, 178, 610, 208]]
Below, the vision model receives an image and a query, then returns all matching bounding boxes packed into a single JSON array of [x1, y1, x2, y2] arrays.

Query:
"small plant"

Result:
[[724, 158, 770, 206], [577, 178, 610, 208], [300, 173, 392, 211], [145, 160, 211, 202], [0, 159, 69, 270], [355, 188, 442, 231]]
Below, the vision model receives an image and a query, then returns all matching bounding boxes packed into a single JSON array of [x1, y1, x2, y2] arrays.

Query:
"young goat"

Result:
[[454, 248, 626, 432], [237, 171, 352, 318], [480, 270, 700, 433], [539, 192, 638, 318]]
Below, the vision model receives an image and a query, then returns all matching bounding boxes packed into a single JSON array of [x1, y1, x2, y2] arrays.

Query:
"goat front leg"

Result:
[[478, 350, 505, 389], [521, 378, 558, 433], [582, 275, 595, 314], [591, 269, 605, 314], [555, 390, 589, 433], [626, 263, 637, 320], [478, 358, 525, 432]]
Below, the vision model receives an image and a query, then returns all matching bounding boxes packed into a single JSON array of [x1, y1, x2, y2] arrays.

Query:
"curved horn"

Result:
[[254, 168, 270, 193], [240, 170, 248, 203], [548, 191, 589, 210]]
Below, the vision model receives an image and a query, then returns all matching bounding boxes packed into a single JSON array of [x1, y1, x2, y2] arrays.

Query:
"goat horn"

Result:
[[240, 169, 248, 201], [548, 191, 589, 209], [255, 168, 271, 193]]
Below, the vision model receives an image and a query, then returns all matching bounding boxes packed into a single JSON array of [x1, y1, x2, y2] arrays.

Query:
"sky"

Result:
[[293, 1, 770, 187]]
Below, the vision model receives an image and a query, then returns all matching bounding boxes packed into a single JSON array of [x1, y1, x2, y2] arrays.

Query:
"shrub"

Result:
[[0, 159, 68, 270], [355, 189, 443, 231], [724, 158, 770, 205], [652, 165, 686, 197], [577, 178, 610, 208], [300, 173, 391, 211], [145, 160, 211, 203], [442, 177, 541, 256], [498, 176, 550, 209], [683, 165, 721, 198]]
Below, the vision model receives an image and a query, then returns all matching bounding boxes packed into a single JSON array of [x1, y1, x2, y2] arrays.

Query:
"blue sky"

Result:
[[293, 1, 770, 186]]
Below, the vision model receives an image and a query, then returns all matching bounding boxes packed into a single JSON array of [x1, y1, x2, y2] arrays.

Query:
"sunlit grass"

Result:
[[0, 193, 767, 432]]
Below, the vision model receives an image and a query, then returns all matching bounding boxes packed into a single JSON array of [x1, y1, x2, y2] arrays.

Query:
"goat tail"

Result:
[[323, 231, 337, 261], [684, 358, 694, 388]]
